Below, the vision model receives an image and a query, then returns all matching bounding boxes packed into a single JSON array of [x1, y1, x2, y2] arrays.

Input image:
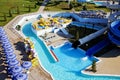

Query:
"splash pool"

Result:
[[22, 23, 120, 80]]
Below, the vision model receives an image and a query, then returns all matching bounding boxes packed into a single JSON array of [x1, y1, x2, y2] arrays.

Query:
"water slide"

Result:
[[107, 4, 120, 10], [60, 28, 69, 35], [86, 38, 110, 56], [71, 21, 103, 30], [108, 11, 120, 22], [79, 27, 108, 45], [53, 12, 108, 24], [22, 23, 58, 63], [50, 50, 59, 62], [108, 20, 120, 46]]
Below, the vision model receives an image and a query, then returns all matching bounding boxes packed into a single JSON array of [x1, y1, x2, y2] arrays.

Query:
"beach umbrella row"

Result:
[[0, 28, 16, 62], [0, 27, 31, 80], [0, 27, 28, 80]]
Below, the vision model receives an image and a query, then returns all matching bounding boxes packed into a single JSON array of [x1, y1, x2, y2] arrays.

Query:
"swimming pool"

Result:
[[22, 23, 120, 80], [94, 2, 107, 6]]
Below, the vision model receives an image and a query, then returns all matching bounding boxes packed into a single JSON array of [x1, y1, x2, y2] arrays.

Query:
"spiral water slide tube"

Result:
[[79, 27, 108, 45], [108, 20, 120, 46]]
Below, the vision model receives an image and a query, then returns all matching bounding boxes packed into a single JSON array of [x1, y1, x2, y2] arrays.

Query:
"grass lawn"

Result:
[[0, 0, 40, 26], [45, 1, 110, 12]]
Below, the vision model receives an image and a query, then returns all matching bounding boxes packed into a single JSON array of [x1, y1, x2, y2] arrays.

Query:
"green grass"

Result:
[[0, 0, 40, 26], [45, 1, 71, 11], [45, 1, 110, 12]]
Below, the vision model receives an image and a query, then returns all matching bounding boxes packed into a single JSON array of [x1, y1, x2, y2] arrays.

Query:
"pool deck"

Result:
[[84, 47, 120, 76], [1, 1, 120, 80]]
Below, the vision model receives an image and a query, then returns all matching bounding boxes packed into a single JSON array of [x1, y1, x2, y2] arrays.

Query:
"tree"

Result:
[[91, 60, 97, 72], [82, 4, 87, 10], [15, 25, 21, 31], [17, 6, 20, 14], [34, 3, 37, 8], [28, 5, 31, 12], [9, 9, 12, 17], [4, 14, 7, 21], [36, 0, 43, 5], [69, 2, 74, 9], [72, 40, 80, 49]]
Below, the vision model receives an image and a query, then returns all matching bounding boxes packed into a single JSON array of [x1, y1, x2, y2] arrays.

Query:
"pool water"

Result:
[[22, 23, 120, 80], [94, 2, 107, 6]]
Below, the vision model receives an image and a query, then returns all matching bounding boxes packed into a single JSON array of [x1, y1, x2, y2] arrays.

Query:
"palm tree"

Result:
[[71, 27, 81, 49], [28, 5, 31, 12], [9, 9, 12, 17], [91, 60, 97, 72]]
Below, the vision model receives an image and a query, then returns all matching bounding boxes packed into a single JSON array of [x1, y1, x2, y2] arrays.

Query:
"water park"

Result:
[[1, 0, 120, 80], [21, 10, 120, 79]]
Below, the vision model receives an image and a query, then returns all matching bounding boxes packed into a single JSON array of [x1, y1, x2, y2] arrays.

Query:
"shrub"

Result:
[[15, 25, 21, 31]]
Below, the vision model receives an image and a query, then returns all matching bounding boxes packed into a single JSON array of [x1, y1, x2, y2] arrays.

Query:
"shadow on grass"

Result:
[[95, 6, 106, 8], [61, 8, 70, 10], [0, 20, 6, 22], [47, 1, 60, 7]]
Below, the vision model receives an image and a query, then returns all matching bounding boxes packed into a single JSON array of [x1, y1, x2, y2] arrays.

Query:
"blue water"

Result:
[[22, 23, 120, 80], [94, 2, 106, 6]]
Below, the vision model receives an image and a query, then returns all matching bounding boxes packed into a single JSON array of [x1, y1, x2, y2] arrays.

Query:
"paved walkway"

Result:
[[2, 0, 53, 80], [84, 47, 120, 76]]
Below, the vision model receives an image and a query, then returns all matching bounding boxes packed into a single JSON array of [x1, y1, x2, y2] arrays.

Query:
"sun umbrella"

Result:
[[11, 66, 23, 77], [2, 42, 11, 45], [5, 52, 14, 56], [4, 48, 14, 53], [4, 47, 13, 51], [21, 61, 32, 70], [4, 49, 14, 53], [0, 27, 4, 30], [4, 52, 14, 57], [15, 73, 28, 80], [4, 52, 14, 60], [0, 33, 6, 37], [6, 53, 16, 60], [0, 31, 5, 35], [2, 44, 12, 49], [12, 66, 22, 73], [1, 40, 10, 44], [0, 28, 3, 31], [1, 39, 9, 43], [0, 36, 8, 40], [1, 38, 9, 41], [2, 43, 10, 46], [8, 59, 19, 67], [6, 57, 17, 63]]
